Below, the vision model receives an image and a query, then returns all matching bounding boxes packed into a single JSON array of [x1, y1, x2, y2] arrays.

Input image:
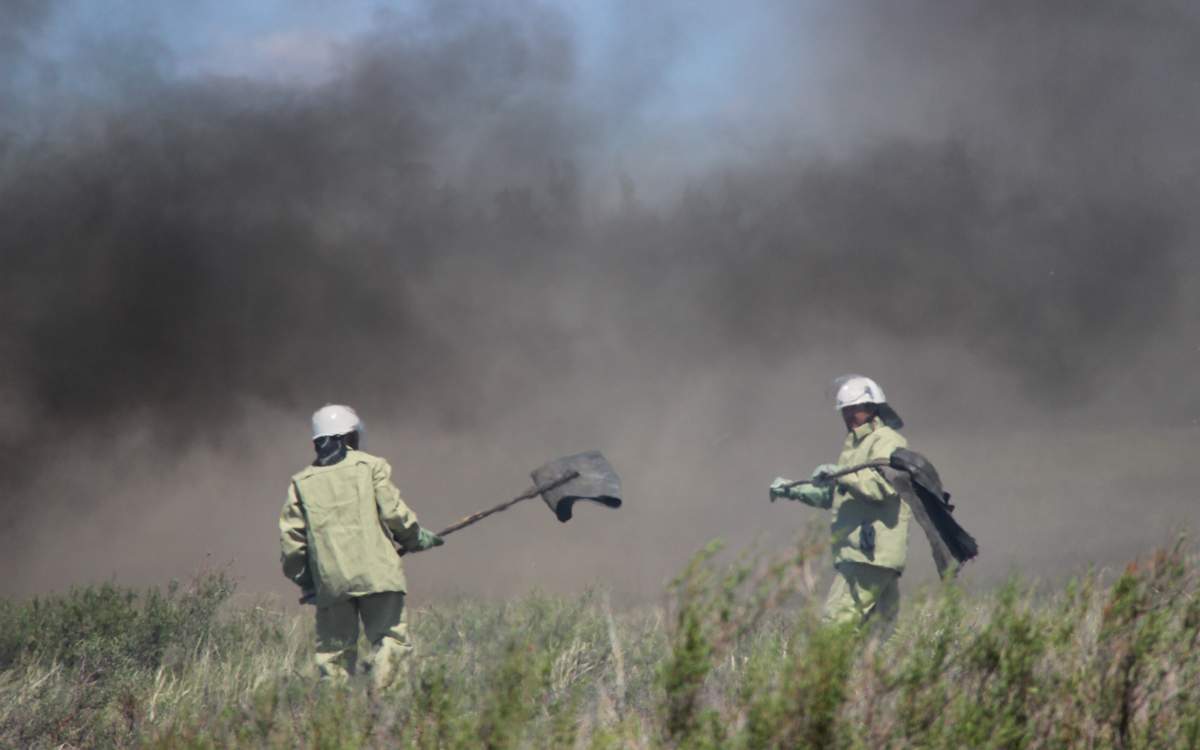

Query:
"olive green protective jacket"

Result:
[[827, 417, 910, 572], [279, 449, 423, 607]]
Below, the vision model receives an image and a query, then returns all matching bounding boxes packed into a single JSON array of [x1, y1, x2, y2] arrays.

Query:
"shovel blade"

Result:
[[531, 450, 622, 522]]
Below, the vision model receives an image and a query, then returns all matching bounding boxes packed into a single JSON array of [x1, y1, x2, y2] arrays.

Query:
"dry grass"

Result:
[[3, 532, 1200, 748]]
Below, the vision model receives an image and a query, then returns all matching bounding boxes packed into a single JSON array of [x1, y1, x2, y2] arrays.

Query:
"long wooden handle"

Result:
[[777, 460, 889, 490], [436, 470, 580, 537]]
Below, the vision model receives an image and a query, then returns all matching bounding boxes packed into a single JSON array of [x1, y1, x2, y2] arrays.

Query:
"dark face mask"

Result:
[[313, 431, 359, 466]]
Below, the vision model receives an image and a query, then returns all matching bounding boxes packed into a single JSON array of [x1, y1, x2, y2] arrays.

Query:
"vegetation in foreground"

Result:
[[3, 534, 1200, 749]]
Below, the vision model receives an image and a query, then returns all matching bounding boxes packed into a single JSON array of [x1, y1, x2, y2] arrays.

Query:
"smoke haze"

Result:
[[3, 0, 1199, 602]]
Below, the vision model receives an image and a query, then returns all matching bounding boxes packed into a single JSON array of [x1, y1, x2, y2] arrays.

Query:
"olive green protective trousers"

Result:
[[315, 591, 413, 690], [822, 562, 900, 629]]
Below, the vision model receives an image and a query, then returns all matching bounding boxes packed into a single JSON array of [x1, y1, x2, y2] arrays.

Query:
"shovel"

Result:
[[441, 449, 623, 532], [299, 451, 622, 604]]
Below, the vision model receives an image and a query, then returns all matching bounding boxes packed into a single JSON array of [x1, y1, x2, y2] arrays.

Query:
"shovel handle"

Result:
[[776, 460, 890, 491], [435, 470, 580, 537]]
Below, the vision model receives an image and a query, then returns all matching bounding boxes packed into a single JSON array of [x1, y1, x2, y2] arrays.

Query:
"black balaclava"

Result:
[[313, 431, 360, 467]]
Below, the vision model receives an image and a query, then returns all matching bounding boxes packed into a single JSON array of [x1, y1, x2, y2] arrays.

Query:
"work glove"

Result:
[[811, 464, 840, 484], [793, 483, 833, 508], [769, 477, 797, 502], [412, 527, 446, 552], [771, 477, 833, 508]]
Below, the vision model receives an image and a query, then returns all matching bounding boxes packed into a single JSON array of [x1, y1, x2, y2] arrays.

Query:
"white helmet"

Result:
[[832, 375, 904, 429], [311, 404, 363, 439]]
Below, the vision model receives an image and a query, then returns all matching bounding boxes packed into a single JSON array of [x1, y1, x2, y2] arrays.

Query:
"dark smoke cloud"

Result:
[[2, 3, 582, 469], [3, 1, 1199, 597]]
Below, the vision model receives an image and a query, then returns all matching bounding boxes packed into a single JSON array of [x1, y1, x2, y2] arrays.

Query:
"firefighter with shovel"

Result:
[[280, 405, 444, 690], [770, 376, 910, 629], [280, 404, 623, 689]]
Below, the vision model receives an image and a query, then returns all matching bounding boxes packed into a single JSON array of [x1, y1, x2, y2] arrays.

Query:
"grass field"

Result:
[[3, 531, 1199, 748]]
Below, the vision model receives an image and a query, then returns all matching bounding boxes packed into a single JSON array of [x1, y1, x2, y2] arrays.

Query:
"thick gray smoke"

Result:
[[3, 1, 1198, 600]]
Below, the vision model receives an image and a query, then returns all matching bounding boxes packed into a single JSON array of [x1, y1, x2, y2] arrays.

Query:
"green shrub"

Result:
[[0, 570, 235, 675]]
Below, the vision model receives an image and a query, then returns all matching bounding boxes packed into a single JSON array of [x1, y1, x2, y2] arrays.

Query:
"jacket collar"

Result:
[[848, 416, 883, 445]]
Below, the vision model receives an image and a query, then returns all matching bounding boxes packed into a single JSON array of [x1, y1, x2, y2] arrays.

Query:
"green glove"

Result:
[[414, 527, 446, 552], [770, 477, 832, 508], [792, 483, 833, 509], [769, 477, 796, 502], [811, 464, 840, 484]]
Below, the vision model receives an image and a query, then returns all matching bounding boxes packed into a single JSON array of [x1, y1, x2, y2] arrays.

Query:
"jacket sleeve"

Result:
[[373, 458, 422, 550], [836, 432, 907, 503], [279, 482, 311, 587]]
